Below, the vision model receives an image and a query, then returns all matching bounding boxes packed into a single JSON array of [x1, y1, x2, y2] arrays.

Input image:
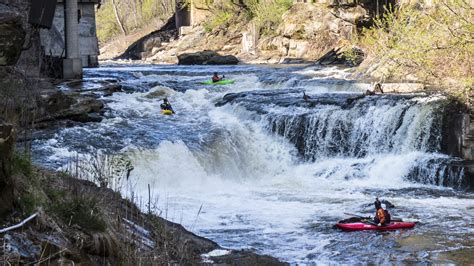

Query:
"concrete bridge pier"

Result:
[[63, 0, 82, 79]]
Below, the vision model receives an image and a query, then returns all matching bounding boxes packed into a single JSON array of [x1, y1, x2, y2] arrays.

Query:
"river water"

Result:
[[32, 64, 474, 264]]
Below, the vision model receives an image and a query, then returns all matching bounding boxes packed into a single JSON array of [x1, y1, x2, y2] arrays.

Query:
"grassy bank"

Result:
[[1, 151, 283, 264]]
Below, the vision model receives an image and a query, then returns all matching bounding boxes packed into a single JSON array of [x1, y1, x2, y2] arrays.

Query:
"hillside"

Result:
[[99, 0, 473, 98]]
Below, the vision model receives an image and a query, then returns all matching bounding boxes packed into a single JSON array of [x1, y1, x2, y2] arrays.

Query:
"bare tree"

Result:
[[112, 0, 127, 35]]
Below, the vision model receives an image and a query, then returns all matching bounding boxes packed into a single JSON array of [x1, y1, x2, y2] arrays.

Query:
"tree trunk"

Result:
[[131, 0, 139, 29], [0, 121, 14, 218], [111, 0, 127, 36]]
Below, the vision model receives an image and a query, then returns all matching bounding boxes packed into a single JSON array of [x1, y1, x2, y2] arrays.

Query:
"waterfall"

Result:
[[221, 92, 467, 189], [265, 95, 443, 159]]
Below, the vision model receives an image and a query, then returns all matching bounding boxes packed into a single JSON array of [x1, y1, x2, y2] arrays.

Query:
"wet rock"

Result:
[[37, 91, 104, 124], [317, 46, 365, 66], [102, 84, 123, 97], [69, 113, 103, 123], [61, 97, 104, 117], [211, 250, 287, 265], [178, 50, 239, 65], [3, 232, 42, 262], [0, 5, 25, 66], [41, 91, 75, 114], [280, 57, 310, 64]]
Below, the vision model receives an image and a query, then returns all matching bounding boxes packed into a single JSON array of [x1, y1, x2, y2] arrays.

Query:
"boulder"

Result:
[[206, 55, 239, 65], [178, 50, 217, 65], [288, 39, 309, 58], [0, 5, 25, 66], [37, 92, 104, 124], [178, 51, 239, 65], [61, 97, 104, 118]]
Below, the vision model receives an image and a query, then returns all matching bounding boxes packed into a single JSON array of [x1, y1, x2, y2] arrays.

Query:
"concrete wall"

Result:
[[40, 2, 99, 67], [175, 0, 211, 31], [175, 0, 191, 28]]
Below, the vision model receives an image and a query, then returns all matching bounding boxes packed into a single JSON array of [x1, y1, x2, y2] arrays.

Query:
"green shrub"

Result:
[[45, 187, 66, 201], [51, 196, 107, 232], [245, 0, 293, 36], [96, 2, 120, 44], [355, 2, 474, 92], [12, 152, 32, 177], [18, 192, 45, 215], [204, 11, 233, 32]]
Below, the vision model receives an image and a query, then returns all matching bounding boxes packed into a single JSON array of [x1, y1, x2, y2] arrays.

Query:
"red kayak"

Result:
[[336, 221, 416, 231]]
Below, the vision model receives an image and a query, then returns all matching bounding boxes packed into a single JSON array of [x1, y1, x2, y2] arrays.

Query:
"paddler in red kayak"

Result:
[[212, 72, 225, 83], [374, 198, 391, 226]]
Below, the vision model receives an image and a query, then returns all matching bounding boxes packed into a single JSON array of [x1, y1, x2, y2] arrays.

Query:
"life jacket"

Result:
[[161, 103, 172, 110], [384, 209, 391, 224], [212, 75, 220, 82]]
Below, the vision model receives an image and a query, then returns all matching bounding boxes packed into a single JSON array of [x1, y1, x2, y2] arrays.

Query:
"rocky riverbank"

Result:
[[0, 165, 284, 265]]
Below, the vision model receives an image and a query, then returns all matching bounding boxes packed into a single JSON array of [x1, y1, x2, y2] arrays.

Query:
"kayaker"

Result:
[[374, 197, 381, 208], [364, 82, 384, 95], [212, 72, 224, 83], [303, 91, 310, 101], [160, 98, 175, 114], [373, 198, 391, 226]]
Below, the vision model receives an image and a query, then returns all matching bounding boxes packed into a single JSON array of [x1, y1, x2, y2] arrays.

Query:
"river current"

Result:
[[32, 64, 474, 264]]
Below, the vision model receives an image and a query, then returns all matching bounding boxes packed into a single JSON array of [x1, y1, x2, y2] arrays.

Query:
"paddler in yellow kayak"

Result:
[[160, 98, 175, 115]]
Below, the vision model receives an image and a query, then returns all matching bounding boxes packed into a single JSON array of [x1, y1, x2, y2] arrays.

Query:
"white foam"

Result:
[[203, 249, 231, 257]]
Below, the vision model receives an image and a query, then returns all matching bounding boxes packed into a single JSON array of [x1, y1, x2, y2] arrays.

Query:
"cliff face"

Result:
[[0, 0, 41, 75], [116, 2, 372, 64], [0, 4, 25, 66], [257, 3, 366, 61]]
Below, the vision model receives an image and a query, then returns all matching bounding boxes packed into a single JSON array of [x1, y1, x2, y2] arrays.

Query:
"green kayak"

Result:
[[200, 79, 235, 85]]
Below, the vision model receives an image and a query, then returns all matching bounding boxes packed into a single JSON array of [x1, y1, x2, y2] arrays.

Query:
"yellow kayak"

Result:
[[161, 110, 173, 115]]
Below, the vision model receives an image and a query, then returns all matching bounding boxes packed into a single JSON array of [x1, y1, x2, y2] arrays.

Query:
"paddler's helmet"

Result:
[[214, 72, 218, 76]]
